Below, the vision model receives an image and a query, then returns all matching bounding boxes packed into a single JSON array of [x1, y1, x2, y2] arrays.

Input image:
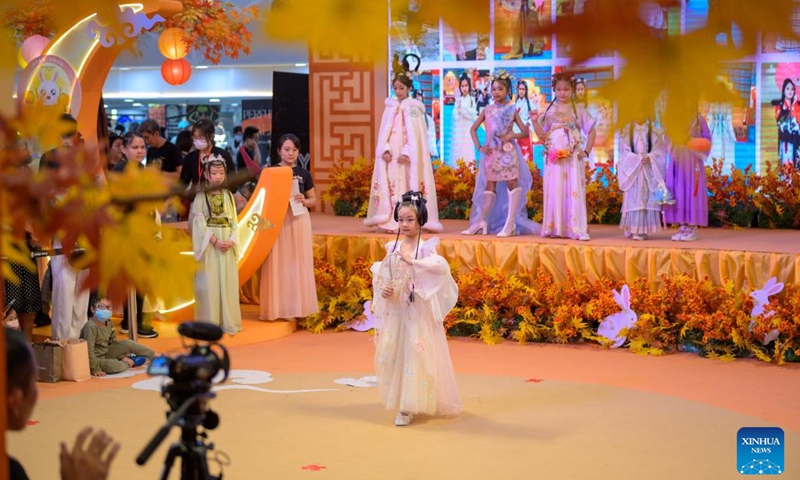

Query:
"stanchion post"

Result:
[[128, 288, 138, 342]]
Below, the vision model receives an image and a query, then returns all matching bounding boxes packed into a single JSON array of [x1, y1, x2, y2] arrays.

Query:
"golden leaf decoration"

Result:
[[264, 0, 389, 61]]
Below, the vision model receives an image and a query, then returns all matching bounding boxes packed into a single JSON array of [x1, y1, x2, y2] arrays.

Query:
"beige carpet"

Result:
[[10, 339, 799, 480]]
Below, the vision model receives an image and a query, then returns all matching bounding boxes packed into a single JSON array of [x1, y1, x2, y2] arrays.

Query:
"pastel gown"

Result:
[[371, 238, 462, 416]]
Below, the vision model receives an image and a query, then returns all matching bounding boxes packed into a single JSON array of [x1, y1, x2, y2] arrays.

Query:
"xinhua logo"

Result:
[[738, 427, 784, 475]]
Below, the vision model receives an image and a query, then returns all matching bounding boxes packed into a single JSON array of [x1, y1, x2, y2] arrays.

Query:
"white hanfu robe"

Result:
[[191, 190, 242, 334], [371, 238, 461, 416]]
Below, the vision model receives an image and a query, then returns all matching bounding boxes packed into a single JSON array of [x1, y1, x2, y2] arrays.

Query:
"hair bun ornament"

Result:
[[201, 153, 226, 167]]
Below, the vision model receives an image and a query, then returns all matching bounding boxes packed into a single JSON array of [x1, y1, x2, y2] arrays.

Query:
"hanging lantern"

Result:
[[161, 58, 192, 86], [19, 35, 50, 68], [158, 28, 189, 60]]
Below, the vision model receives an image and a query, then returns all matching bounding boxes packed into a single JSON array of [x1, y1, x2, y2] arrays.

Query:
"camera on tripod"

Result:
[[136, 322, 231, 480]]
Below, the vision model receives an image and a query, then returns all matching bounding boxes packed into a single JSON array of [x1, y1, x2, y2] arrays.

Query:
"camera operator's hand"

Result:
[[60, 427, 120, 480]]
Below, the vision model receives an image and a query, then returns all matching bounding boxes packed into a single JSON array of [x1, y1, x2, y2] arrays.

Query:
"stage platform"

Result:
[[309, 213, 800, 291]]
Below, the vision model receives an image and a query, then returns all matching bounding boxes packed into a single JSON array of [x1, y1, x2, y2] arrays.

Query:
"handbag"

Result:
[[32, 340, 62, 383], [61, 338, 91, 382]]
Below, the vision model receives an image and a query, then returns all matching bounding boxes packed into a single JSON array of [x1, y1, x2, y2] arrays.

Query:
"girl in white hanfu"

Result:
[[617, 118, 667, 241], [372, 191, 461, 427], [364, 54, 443, 233], [190, 154, 242, 334], [450, 72, 478, 166], [530, 73, 596, 240]]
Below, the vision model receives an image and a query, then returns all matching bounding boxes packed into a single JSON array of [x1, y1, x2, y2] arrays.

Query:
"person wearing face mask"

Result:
[[179, 119, 236, 191], [80, 295, 155, 377], [232, 125, 243, 149]]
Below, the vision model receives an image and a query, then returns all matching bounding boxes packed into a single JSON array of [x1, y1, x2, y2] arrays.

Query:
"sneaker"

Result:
[[119, 323, 129, 334], [680, 227, 697, 242], [631, 234, 646, 241], [394, 411, 413, 426], [129, 356, 147, 367], [671, 225, 687, 241], [137, 327, 159, 339]]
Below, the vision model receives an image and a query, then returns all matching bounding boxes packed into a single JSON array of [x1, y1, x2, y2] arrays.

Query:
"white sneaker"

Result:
[[681, 227, 697, 241], [631, 234, 646, 241], [394, 411, 413, 426], [671, 225, 687, 241]]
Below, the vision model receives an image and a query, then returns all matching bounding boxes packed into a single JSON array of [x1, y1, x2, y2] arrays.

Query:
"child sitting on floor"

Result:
[[80, 295, 155, 377]]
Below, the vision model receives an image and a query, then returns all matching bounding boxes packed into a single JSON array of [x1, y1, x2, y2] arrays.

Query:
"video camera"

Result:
[[136, 322, 231, 479]]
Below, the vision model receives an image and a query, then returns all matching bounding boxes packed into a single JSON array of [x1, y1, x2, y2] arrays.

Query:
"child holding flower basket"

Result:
[[531, 73, 596, 240]]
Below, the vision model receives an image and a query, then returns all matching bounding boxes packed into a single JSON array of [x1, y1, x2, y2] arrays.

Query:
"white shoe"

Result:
[[680, 227, 697, 241], [497, 187, 523, 237], [394, 411, 413, 426], [462, 190, 496, 235], [461, 220, 487, 235], [631, 234, 646, 241], [671, 225, 687, 241]]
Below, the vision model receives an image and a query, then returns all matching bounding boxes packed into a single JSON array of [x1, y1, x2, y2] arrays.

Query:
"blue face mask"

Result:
[[94, 309, 112, 322]]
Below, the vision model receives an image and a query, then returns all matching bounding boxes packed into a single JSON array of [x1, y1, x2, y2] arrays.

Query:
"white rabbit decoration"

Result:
[[748, 277, 784, 345], [597, 284, 638, 348], [37, 70, 61, 106]]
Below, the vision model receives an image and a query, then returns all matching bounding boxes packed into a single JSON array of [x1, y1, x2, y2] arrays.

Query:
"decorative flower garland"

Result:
[[544, 123, 580, 164]]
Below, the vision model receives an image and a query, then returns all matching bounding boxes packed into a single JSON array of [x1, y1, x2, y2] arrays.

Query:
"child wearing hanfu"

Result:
[[190, 154, 242, 334], [530, 73, 596, 240], [372, 191, 462, 427], [618, 118, 667, 240]]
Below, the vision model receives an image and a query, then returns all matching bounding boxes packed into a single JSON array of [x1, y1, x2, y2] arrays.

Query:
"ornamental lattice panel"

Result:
[[310, 51, 384, 211]]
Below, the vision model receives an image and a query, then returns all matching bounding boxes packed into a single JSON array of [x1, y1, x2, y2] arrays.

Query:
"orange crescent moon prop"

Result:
[[24, 1, 293, 322]]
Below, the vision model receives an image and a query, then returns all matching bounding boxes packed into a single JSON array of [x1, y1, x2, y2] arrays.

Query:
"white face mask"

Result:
[[194, 139, 209, 151]]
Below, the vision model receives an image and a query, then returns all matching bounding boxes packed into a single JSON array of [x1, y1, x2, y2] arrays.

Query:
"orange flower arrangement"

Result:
[[303, 255, 800, 364], [322, 158, 373, 217]]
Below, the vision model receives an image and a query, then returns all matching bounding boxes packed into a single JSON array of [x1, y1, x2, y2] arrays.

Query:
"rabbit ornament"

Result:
[[597, 284, 638, 348]]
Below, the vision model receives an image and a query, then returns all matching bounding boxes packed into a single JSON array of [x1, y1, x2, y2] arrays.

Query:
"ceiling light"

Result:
[[124, 99, 134, 103], [196, 66, 209, 69], [132, 103, 142, 107], [230, 103, 239, 107], [119, 67, 131, 71], [209, 98, 220, 103], [295, 63, 307, 67]]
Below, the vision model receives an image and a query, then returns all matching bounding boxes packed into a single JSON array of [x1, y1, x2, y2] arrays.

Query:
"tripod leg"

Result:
[[159, 444, 182, 480]]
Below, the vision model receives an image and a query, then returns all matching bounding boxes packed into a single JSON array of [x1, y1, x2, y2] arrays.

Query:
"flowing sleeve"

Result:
[[227, 190, 240, 259], [648, 128, 668, 186], [617, 125, 643, 192], [579, 106, 596, 135], [190, 194, 212, 261], [376, 98, 398, 159], [402, 99, 431, 188], [411, 237, 458, 321]]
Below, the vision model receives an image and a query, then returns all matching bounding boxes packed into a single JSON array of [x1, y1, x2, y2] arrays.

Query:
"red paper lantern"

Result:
[[161, 58, 192, 86], [158, 28, 188, 60]]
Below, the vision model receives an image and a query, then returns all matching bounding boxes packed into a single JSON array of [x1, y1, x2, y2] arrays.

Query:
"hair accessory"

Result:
[[201, 153, 226, 166]]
